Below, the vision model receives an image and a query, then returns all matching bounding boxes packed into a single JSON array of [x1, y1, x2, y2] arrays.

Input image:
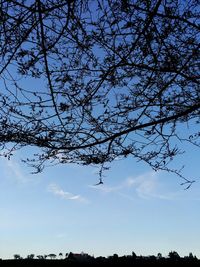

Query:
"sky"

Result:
[[0, 135, 200, 259], [0, 0, 200, 260]]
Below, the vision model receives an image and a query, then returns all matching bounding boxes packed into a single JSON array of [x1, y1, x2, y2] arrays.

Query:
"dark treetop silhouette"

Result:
[[0, 251, 199, 267], [0, 0, 199, 186]]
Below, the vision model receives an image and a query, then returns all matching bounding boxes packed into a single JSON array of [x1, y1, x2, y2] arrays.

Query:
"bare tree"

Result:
[[0, 0, 199, 187]]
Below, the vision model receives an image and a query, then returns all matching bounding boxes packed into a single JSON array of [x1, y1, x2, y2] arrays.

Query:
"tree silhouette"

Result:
[[132, 251, 137, 260], [37, 255, 45, 260], [68, 252, 74, 260], [48, 254, 56, 260], [13, 254, 21, 260], [27, 254, 35, 259], [188, 252, 195, 259], [59, 253, 63, 259], [7, 251, 200, 267], [157, 253, 162, 259], [0, 0, 199, 186], [168, 251, 180, 260], [65, 253, 69, 259]]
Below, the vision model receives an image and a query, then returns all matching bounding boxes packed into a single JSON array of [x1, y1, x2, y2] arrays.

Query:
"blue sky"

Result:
[[0, 137, 200, 259], [0, 0, 199, 260]]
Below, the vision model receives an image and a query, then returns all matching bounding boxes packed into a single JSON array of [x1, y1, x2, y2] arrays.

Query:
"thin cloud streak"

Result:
[[4, 158, 32, 184], [124, 173, 183, 200], [89, 171, 182, 201], [48, 183, 88, 203], [130, 172, 158, 199], [89, 183, 122, 193], [55, 233, 66, 239], [89, 172, 157, 194]]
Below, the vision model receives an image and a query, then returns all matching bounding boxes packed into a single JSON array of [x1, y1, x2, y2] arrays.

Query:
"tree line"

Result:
[[0, 251, 198, 263], [0, 251, 199, 267]]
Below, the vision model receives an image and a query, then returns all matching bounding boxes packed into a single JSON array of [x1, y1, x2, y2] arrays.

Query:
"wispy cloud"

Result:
[[126, 172, 158, 199], [90, 172, 157, 193], [48, 183, 88, 203], [127, 172, 187, 200], [55, 233, 66, 239], [89, 183, 122, 193], [89, 171, 180, 200], [3, 158, 32, 184]]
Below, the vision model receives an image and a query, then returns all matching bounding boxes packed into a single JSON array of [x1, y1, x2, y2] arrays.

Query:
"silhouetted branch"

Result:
[[0, 0, 199, 185]]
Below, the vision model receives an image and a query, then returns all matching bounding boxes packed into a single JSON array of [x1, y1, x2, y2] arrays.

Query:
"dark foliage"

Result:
[[0, 252, 199, 267]]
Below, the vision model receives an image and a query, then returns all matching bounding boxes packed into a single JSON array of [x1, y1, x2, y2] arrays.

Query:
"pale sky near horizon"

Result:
[[0, 135, 200, 259]]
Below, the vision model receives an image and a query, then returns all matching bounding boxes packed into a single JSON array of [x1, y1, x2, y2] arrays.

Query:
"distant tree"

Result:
[[48, 254, 56, 260], [0, 0, 199, 186], [112, 254, 119, 260], [132, 251, 137, 260], [59, 253, 63, 259], [157, 253, 162, 259], [14, 254, 21, 260], [168, 251, 180, 260], [68, 252, 74, 260], [147, 255, 157, 261], [65, 253, 69, 259], [37, 255, 45, 260], [27, 254, 35, 259], [187, 252, 198, 260]]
